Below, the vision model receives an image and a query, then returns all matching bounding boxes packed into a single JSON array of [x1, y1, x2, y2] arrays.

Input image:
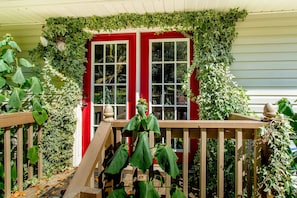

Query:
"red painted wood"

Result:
[[82, 33, 136, 155]]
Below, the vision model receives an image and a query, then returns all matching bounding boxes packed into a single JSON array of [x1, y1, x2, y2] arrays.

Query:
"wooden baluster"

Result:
[[17, 125, 23, 191], [183, 128, 189, 197], [217, 128, 224, 198], [37, 127, 42, 179], [235, 128, 243, 197], [4, 127, 11, 198], [254, 128, 261, 197], [165, 128, 171, 198], [200, 128, 207, 198], [27, 124, 33, 179]]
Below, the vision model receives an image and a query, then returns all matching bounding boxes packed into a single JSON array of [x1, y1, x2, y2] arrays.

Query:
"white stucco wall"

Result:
[[232, 12, 297, 116]]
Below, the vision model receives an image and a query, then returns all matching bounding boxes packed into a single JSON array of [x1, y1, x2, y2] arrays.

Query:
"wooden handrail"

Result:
[[1, 112, 42, 198], [65, 118, 267, 198]]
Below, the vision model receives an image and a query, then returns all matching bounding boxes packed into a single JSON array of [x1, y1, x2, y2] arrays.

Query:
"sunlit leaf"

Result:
[[136, 181, 160, 198], [278, 99, 294, 117], [12, 67, 25, 85], [19, 58, 33, 67], [154, 144, 179, 178], [107, 187, 126, 198], [30, 77, 43, 95], [27, 146, 39, 165], [32, 98, 43, 111], [0, 59, 9, 72], [8, 88, 21, 108], [122, 115, 140, 132], [105, 144, 129, 175], [2, 48, 15, 63], [0, 94, 5, 103], [171, 187, 186, 198], [291, 113, 297, 132], [0, 77, 6, 88], [129, 132, 152, 173], [32, 109, 48, 125], [147, 114, 160, 135], [8, 40, 21, 52]]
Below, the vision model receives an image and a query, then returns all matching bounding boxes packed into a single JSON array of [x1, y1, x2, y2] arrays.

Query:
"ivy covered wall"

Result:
[[31, 8, 249, 174]]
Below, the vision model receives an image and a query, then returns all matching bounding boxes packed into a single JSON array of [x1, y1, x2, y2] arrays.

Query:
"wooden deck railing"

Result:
[[0, 112, 42, 198], [64, 117, 267, 198]]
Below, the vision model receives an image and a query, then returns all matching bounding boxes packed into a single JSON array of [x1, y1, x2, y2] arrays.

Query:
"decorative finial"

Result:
[[104, 104, 114, 122]]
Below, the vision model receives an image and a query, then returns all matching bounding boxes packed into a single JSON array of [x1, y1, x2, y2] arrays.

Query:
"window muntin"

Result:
[[150, 38, 190, 120], [92, 41, 128, 131]]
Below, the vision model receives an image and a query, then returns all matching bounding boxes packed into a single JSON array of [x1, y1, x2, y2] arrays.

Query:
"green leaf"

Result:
[[290, 113, 297, 132], [147, 114, 160, 136], [12, 67, 26, 85], [27, 146, 39, 165], [0, 162, 4, 179], [107, 187, 127, 198], [32, 98, 43, 111], [137, 103, 147, 118], [19, 58, 33, 67], [278, 99, 294, 117], [8, 41, 21, 52], [122, 115, 140, 132], [32, 109, 48, 125], [0, 94, 6, 103], [2, 49, 15, 64], [30, 77, 43, 95], [0, 77, 6, 88], [136, 181, 160, 198], [171, 187, 186, 198], [105, 144, 129, 175], [8, 88, 22, 108], [129, 132, 153, 173], [154, 144, 179, 178], [11, 162, 17, 181], [0, 59, 9, 72]]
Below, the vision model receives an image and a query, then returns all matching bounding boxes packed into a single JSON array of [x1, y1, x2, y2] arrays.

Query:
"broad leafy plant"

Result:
[[104, 98, 185, 198], [0, 34, 47, 195]]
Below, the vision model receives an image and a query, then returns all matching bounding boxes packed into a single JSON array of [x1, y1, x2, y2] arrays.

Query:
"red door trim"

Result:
[[82, 33, 136, 155]]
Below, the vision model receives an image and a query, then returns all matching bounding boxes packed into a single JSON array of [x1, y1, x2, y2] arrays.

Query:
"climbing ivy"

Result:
[[31, 9, 249, 182]]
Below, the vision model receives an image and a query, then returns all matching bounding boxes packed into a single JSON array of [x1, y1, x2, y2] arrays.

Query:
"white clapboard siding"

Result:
[[0, 24, 42, 59], [232, 12, 297, 115]]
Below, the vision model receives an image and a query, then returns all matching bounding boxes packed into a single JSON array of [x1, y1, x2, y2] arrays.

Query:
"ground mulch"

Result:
[[20, 167, 76, 198]]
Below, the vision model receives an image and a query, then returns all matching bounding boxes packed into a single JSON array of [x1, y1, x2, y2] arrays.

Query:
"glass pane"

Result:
[[94, 45, 104, 63], [117, 106, 126, 120], [177, 41, 187, 61], [152, 42, 162, 61], [116, 64, 126, 83], [117, 44, 127, 63], [176, 63, 187, 83], [152, 107, 162, 119], [152, 64, 162, 83], [164, 42, 174, 61], [164, 107, 174, 120], [177, 89, 187, 105], [94, 65, 103, 84], [105, 86, 114, 104], [94, 86, 103, 104], [164, 63, 174, 83], [94, 106, 103, 124], [177, 107, 187, 120], [116, 86, 126, 104], [152, 85, 162, 105], [106, 44, 115, 63], [105, 65, 115, 83], [164, 85, 174, 105]]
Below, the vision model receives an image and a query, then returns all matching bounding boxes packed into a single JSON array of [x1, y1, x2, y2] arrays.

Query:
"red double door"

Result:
[[82, 31, 198, 158]]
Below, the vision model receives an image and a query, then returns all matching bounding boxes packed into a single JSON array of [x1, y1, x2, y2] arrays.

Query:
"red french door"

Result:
[[82, 33, 136, 155], [82, 31, 198, 157]]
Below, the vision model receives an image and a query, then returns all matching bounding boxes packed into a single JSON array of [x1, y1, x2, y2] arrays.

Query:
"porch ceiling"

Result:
[[1, 0, 297, 26]]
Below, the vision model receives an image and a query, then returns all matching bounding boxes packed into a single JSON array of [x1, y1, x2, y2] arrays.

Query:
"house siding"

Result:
[[232, 12, 297, 115], [0, 24, 42, 59]]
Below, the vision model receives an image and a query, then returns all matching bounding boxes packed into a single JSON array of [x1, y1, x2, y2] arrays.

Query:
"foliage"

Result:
[[257, 116, 297, 197], [0, 34, 47, 196], [39, 60, 81, 175], [104, 98, 184, 197]]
